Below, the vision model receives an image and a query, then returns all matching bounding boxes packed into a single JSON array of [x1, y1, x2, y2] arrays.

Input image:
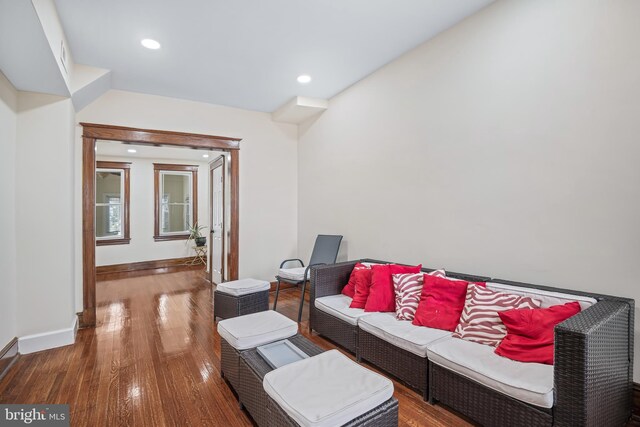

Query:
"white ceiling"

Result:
[[96, 140, 224, 162], [54, 0, 493, 112]]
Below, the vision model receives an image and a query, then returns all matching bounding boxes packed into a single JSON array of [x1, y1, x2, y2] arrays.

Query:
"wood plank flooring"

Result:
[[0, 269, 473, 426]]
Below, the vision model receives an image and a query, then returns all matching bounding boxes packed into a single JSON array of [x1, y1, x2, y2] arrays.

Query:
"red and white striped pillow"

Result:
[[453, 284, 540, 346], [393, 270, 445, 321]]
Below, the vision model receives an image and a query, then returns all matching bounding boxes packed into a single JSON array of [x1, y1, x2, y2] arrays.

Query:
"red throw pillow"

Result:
[[349, 269, 373, 309], [412, 276, 485, 331], [341, 263, 369, 298], [393, 270, 445, 321], [364, 264, 422, 312], [495, 302, 581, 365]]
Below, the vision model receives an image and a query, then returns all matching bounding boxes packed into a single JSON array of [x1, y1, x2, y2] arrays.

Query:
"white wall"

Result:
[[31, 0, 74, 92], [298, 1, 640, 379], [75, 89, 298, 311], [95, 155, 211, 266], [0, 71, 18, 347], [16, 91, 76, 337]]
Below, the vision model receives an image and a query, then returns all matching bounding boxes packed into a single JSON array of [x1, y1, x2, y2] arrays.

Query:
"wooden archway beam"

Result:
[[80, 123, 241, 150]]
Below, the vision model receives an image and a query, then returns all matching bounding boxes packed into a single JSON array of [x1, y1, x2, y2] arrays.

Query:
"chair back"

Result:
[[309, 234, 343, 266]]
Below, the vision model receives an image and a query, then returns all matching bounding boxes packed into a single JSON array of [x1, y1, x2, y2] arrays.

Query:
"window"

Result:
[[96, 161, 131, 245], [154, 163, 198, 241]]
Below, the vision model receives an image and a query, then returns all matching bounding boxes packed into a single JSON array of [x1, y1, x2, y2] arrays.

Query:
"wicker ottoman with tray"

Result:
[[218, 310, 298, 393], [239, 336, 398, 427]]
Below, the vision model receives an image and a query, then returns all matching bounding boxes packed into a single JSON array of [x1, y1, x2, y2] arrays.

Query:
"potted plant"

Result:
[[187, 222, 207, 247]]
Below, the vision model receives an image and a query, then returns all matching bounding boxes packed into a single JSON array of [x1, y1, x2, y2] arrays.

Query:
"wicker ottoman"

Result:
[[260, 349, 398, 427], [217, 310, 298, 393], [214, 278, 270, 321]]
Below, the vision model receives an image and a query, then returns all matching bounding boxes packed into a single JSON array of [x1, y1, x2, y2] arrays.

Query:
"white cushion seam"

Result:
[[427, 353, 553, 407]]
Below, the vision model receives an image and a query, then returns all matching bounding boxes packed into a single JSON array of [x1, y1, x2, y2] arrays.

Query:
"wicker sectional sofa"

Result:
[[309, 259, 634, 427]]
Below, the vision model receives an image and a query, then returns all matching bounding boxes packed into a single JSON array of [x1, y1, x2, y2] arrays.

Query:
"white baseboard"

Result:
[[18, 317, 78, 355]]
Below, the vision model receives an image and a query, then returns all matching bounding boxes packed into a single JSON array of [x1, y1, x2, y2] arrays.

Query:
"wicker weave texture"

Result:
[[266, 395, 399, 427], [358, 329, 428, 400], [430, 362, 553, 427], [220, 339, 242, 393], [310, 261, 356, 301], [443, 271, 492, 283], [213, 290, 269, 320], [310, 261, 359, 353], [238, 356, 271, 427], [555, 300, 632, 427], [312, 308, 358, 353]]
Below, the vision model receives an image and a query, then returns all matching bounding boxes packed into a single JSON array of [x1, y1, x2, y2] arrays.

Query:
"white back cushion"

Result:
[[486, 282, 597, 311]]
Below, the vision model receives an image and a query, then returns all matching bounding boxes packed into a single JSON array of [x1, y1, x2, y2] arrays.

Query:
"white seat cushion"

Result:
[[427, 337, 554, 408], [358, 312, 451, 357], [314, 295, 371, 326], [216, 278, 270, 296], [486, 282, 597, 310], [278, 267, 307, 281], [263, 350, 394, 427], [217, 310, 297, 350]]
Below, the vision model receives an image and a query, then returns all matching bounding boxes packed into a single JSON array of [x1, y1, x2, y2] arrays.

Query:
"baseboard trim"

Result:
[[270, 281, 297, 292], [0, 337, 19, 381], [97, 257, 203, 280], [18, 317, 78, 355]]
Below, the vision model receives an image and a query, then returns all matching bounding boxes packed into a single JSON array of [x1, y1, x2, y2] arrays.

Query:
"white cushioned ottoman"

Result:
[[218, 310, 298, 392], [217, 278, 270, 296], [263, 350, 396, 427], [214, 278, 270, 320]]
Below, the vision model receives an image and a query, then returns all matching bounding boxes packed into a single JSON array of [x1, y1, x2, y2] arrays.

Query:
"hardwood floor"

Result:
[[0, 270, 473, 426]]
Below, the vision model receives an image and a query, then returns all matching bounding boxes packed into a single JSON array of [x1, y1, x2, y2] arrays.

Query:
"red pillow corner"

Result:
[[495, 301, 581, 365], [341, 262, 369, 298], [349, 269, 373, 309]]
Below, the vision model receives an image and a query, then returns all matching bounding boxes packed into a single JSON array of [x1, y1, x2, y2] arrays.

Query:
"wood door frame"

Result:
[[209, 155, 225, 284], [81, 123, 241, 327]]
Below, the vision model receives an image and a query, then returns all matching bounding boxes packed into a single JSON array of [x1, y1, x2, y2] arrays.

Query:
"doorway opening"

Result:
[[209, 155, 226, 284], [81, 123, 241, 327]]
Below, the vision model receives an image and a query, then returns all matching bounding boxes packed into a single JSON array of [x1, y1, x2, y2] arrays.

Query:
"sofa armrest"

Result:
[[310, 261, 358, 302], [554, 299, 633, 427]]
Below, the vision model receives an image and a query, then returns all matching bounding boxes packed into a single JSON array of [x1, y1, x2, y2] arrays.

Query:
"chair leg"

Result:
[[273, 279, 281, 310], [297, 281, 306, 323]]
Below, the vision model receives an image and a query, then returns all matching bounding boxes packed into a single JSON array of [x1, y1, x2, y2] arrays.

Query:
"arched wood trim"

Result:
[[81, 123, 241, 328]]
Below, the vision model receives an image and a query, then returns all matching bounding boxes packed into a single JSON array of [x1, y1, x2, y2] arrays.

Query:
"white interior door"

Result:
[[210, 157, 224, 284]]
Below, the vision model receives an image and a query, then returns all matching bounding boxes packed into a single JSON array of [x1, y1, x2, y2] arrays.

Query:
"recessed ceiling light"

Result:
[[141, 39, 161, 50], [297, 74, 312, 84], [127, 149, 137, 153], [202, 154, 209, 158]]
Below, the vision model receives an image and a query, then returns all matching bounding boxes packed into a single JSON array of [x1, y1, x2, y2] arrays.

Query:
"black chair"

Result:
[[273, 234, 343, 322]]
